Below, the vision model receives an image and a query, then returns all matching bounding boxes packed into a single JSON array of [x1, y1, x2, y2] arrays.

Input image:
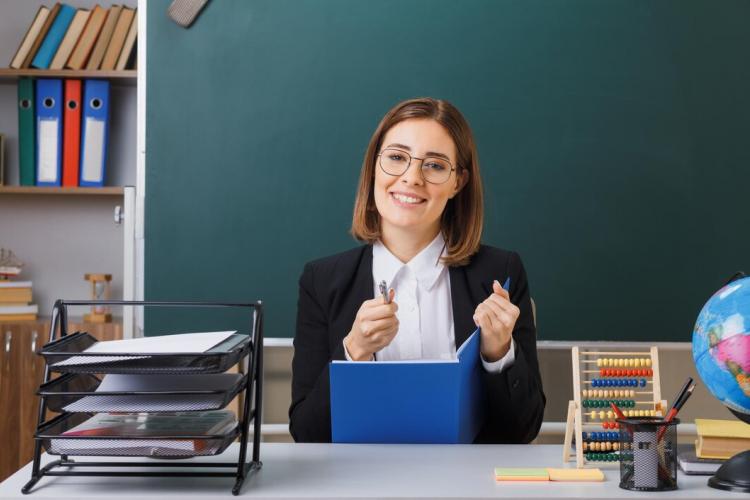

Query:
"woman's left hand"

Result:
[[473, 280, 520, 362]]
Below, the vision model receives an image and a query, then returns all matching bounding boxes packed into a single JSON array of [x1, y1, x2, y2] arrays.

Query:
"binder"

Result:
[[62, 79, 82, 187], [330, 329, 486, 444], [17, 78, 36, 186], [31, 4, 76, 69], [79, 80, 110, 187], [35, 79, 64, 186]]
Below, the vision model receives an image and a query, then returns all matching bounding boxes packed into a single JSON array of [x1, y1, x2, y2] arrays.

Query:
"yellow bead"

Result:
[[598, 390, 604, 398], [645, 358, 652, 367], [630, 390, 635, 397], [599, 411, 605, 420], [627, 358, 633, 367], [597, 358, 603, 367], [583, 442, 588, 451], [636, 358, 642, 367], [607, 411, 614, 419], [614, 442, 620, 451]]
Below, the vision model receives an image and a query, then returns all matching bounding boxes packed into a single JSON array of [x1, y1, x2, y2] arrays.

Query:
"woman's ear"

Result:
[[451, 169, 469, 198]]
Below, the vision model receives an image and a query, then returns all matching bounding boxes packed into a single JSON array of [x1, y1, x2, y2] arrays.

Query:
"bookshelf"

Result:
[[0, 68, 136, 84], [0, 186, 124, 195]]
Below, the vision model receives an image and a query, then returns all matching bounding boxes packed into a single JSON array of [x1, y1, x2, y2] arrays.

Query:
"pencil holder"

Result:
[[617, 417, 679, 491]]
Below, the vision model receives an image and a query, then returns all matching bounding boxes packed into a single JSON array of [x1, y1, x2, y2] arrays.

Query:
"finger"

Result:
[[360, 317, 399, 337], [486, 294, 520, 317], [361, 302, 399, 321], [475, 306, 495, 334], [492, 280, 510, 300], [387, 288, 395, 304]]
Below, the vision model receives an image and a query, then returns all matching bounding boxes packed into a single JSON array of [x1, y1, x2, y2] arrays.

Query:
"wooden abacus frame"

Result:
[[562, 346, 667, 468]]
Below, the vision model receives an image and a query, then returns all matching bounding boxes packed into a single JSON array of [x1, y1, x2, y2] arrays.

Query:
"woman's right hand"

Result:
[[344, 289, 398, 361]]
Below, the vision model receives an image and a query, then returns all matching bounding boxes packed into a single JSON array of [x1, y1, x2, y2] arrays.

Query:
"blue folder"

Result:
[[79, 80, 110, 187], [35, 79, 63, 186], [330, 329, 486, 444]]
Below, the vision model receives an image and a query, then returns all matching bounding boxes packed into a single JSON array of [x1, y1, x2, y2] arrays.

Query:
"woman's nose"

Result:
[[401, 159, 424, 185]]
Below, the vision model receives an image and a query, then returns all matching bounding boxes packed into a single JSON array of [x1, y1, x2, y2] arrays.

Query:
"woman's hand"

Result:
[[344, 289, 398, 361], [474, 280, 520, 362]]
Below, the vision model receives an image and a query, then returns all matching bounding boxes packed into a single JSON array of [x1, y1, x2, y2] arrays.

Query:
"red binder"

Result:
[[62, 79, 82, 186]]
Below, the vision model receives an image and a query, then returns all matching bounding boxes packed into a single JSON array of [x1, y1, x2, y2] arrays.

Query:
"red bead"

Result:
[[648, 369, 653, 377]]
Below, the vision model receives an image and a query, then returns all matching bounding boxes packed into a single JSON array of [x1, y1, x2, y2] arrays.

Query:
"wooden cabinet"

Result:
[[0, 320, 121, 482]]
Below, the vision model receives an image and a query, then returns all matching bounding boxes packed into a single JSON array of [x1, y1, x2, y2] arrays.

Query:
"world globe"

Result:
[[692, 274, 750, 492]]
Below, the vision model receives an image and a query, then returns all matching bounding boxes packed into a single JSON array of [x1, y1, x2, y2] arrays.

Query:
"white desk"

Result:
[[0, 443, 740, 499]]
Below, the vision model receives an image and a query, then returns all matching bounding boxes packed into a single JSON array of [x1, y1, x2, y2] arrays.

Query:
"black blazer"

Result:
[[289, 244, 546, 443]]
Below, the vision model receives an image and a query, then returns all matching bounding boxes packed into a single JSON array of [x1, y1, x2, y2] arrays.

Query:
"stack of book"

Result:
[[695, 418, 750, 459], [0, 280, 38, 321], [9, 3, 138, 72]]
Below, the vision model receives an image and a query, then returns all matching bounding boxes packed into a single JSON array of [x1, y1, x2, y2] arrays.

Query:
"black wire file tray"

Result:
[[22, 300, 264, 496], [39, 372, 247, 413], [36, 412, 240, 458], [40, 331, 251, 374]]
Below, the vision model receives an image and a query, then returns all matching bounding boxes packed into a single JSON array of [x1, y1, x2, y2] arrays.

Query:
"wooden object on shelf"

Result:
[[0, 319, 122, 482], [83, 274, 112, 323], [562, 346, 666, 468]]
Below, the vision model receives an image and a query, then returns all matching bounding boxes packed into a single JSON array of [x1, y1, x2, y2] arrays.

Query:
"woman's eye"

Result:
[[389, 154, 405, 161], [424, 162, 446, 171]]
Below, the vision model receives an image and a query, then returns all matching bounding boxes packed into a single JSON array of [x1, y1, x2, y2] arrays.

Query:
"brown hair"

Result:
[[350, 97, 483, 266]]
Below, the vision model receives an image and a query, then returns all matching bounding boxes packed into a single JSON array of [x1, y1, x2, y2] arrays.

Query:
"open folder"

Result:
[[330, 329, 485, 444]]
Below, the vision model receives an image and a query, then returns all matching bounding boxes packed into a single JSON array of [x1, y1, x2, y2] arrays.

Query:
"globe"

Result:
[[691, 274, 750, 492]]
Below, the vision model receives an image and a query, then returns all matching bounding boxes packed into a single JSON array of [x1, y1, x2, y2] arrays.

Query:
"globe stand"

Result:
[[708, 449, 750, 493]]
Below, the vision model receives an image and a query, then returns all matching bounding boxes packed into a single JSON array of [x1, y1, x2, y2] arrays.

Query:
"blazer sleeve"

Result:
[[288, 261, 346, 442], [476, 251, 546, 443]]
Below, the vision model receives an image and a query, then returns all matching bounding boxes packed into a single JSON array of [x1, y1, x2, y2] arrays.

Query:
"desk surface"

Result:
[[0, 443, 741, 499]]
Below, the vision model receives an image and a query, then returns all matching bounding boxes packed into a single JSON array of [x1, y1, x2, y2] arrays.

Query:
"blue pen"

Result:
[[502, 277, 510, 291]]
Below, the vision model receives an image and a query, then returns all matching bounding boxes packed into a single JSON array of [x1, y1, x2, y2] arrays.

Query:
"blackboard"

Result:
[[145, 0, 750, 340]]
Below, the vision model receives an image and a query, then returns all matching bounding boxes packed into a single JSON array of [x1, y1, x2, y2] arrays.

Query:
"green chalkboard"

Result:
[[145, 0, 750, 341]]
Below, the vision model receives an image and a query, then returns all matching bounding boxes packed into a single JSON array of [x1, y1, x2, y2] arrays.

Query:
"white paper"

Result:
[[37, 119, 59, 182], [81, 117, 105, 182], [62, 373, 242, 412], [53, 330, 237, 367]]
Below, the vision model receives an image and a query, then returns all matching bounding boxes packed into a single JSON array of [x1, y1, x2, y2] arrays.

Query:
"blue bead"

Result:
[[592, 379, 598, 387], [640, 378, 647, 387], [582, 432, 588, 440]]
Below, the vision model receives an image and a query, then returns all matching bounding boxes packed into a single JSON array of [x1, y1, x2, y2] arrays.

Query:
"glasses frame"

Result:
[[377, 147, 456, 185]]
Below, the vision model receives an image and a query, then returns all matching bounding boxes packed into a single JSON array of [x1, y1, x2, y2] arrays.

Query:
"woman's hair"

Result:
[[350, 97, 483, 266]]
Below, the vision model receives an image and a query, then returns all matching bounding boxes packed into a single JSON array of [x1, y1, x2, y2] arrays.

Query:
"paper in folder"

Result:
[[330, 329, 485, 444]]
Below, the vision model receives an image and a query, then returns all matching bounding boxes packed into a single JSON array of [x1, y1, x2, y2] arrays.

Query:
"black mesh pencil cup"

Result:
[[617, 417, 679, 491]]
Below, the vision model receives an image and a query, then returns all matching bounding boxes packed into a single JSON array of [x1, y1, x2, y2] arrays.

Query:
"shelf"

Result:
[[0, 186, 125, 196], [0, 69, 136, 85]]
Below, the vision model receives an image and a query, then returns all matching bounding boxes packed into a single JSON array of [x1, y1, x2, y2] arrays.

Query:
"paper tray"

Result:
[[39, 332, 251, 374], [39, 373, 246, 413], [37, 412, 240, 458]]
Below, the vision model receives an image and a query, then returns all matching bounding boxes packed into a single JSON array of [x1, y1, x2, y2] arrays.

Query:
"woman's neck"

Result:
[[380, 224, 441, 264]]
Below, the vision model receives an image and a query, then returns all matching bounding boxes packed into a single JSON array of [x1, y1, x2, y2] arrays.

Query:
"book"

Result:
[[21, 3, 62, 69], [101, 6, 135, 70], [31, 3, 76, 69], [677, 450, 724, 475], [86, 5, 123, 70], [115, 9, 137, 71], [66, 5, 107, 70], [0, 303, 38, 321], [49, 9, 91, 70], [0, 282, 33, 304], [9, 6, 50, 69], [330, 329, 485, 444], [695, 418, 750, 459]]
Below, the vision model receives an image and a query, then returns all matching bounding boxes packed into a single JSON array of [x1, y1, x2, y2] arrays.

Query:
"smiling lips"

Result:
[[390, 192, 426, 206]]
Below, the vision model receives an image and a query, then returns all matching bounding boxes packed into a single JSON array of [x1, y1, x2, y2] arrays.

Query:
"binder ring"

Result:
[[43, 97, 55, 109], [20, 99, 31, 109], [91, 98, 102, 110]]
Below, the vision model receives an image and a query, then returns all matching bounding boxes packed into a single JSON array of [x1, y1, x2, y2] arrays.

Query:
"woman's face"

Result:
[[374, 118, 464, 238]]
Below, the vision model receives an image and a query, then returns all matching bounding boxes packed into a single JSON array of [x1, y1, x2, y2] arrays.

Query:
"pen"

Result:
[[378, 280, 391, 304], [494, 277, 511, 292], [657, 378, 696, 441]]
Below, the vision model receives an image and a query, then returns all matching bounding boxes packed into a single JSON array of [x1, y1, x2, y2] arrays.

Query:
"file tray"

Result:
[[37, 412, 239, 458], [39, 373, 247, 413], [40, 331, 251, 374]]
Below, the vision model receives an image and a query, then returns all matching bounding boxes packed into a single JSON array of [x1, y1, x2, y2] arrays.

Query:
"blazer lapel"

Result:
[[449, 265, 477, 349]]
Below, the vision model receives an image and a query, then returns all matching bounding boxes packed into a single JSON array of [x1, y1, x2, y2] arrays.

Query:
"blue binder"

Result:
[[35, 79, 63, 186], [79, 80, 110, 187], [330, 329, 486, 444], [31, 4, 76, 69]]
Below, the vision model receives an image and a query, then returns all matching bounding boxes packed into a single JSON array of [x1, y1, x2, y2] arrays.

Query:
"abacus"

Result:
[[562, 346, 667, 468]]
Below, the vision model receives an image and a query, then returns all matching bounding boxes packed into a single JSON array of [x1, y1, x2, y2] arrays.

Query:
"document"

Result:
[[330, 329, 485, 444], [62, 373, 242, 412], [53, 330, 237, 367]]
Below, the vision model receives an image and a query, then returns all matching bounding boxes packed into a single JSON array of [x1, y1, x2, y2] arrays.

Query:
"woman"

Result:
[[289, 98, 545, 443]]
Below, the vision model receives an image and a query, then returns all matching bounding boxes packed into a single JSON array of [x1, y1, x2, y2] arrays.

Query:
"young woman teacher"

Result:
[[289, 98, 545, 443]]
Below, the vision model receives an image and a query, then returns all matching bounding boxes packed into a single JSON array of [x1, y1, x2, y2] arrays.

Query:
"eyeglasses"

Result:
[[377, 148, 456, 185]]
